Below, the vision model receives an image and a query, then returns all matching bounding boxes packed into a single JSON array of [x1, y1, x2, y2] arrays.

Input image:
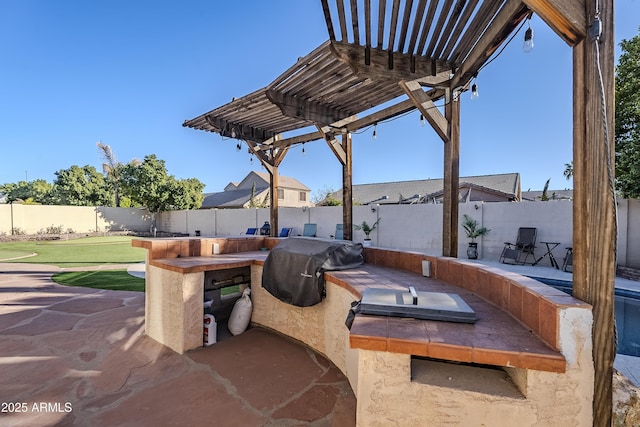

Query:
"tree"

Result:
[[120, 154, 205, 213], [563, 162, 573, 180], [247, 182, 269, 208], [50, 165, 112, 206], [313, 186, 341, 206], [540, 179, 550, 201], [97, 142, 124, 207], [0, 180, 52, 204], [615, 27, 640, 198], [169, 178, 205, 210], [120, 155, 172, 213]]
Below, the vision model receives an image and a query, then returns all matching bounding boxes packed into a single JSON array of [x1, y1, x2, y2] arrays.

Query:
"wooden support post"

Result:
[[342, 132, 353, 241], [572, 1, 615, 425], [442, 88, 460, 257], [246, 136, 288, 237], [269, 166, 279, 237]]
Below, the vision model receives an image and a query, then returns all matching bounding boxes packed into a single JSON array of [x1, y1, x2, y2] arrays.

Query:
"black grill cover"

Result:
[[262, 237, 364, 307]]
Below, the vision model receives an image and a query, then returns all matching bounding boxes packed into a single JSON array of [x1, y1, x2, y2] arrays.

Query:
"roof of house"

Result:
[[329, 173, 520, 205], [425, 181, 519, 202], [201, 188, 268, 209], [521, 189, 573, 201], [201, 171, 310, 209], [251, 171, 310, 191]]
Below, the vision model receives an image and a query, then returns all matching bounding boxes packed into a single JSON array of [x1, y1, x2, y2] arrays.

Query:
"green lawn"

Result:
[[2, 235, 240, 295], [0, 236, 145, 267], [52, 270, 146, 292]]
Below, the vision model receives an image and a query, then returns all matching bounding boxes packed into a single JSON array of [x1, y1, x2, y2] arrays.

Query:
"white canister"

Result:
[[203, 314, 217, 346]]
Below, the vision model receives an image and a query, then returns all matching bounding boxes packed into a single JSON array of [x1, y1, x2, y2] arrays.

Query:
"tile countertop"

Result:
[[328, 264, 567, 373], [146, 252, 567, 373], [149, 251, 268, 274]]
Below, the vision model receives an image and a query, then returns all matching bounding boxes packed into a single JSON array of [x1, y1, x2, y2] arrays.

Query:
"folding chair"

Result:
[[245, 227, 258, 235], [562, 247, 573, 272], [499, 227, 537, 265]]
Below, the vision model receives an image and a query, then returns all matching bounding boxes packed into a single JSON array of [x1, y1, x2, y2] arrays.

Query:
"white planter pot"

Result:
[[363, 239, 372, 247]]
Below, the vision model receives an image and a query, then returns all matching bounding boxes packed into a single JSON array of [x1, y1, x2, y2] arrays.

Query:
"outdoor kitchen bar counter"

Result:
[[134, 236, 595, 426]]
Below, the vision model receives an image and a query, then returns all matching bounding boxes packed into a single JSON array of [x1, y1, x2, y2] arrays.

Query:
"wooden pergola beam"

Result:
[[317, 124, 347, 165], [451, 1, 530, 90], [330, 41, 451, 81], [258, 92, 444, 152], [399, 80, 448, 143], [523, 0, 587, 46], [204, 115, 275, 143], [266, 89, 352, 124]]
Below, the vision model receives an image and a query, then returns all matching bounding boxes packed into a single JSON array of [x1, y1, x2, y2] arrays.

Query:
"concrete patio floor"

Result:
[[2, 259, 638, 426], [0, 263, 355, 427]]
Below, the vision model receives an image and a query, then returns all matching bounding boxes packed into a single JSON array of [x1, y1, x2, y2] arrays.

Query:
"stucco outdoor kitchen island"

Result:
[[133, 236, 595, 426]]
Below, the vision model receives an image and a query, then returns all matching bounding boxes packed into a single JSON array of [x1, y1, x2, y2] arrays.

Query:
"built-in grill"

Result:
[[262, 237, 364, 307]]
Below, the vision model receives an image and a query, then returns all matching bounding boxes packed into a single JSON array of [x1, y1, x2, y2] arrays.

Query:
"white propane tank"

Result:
[[203, 314, 217, 346]]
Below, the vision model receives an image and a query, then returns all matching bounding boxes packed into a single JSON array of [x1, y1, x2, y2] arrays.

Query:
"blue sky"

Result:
[[1, 1, 638, 198]]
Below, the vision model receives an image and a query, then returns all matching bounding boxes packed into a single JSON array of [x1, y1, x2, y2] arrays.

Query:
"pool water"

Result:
[[529, 277, 640, 358]]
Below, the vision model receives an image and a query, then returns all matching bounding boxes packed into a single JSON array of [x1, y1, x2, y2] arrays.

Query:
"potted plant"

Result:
[[461, 214, 490, 259], [354, 219, 380, 247]]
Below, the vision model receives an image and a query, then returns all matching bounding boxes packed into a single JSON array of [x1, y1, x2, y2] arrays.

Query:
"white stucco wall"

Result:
[[2, 200, 638, 268], [0, 204, 151, 234]]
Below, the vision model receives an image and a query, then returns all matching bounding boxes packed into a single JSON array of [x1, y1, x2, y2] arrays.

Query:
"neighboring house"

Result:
[[521, 189, 573, 201], [326, 173, 522, 205], [201, 171, 312, 209]]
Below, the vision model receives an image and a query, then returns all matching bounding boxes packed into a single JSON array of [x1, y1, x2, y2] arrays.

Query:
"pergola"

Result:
[[183, 1, 615, 424]]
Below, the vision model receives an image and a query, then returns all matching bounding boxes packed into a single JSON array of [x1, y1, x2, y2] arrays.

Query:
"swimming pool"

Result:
[[529, 276, 640, 357]]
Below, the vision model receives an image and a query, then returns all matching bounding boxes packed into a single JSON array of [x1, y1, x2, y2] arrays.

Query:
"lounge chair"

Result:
[[331, 224, 344, 240], [278, 227, 293, 237], [499, 227, 537, 265], [301, 223, 317, 237], [245, 227, 258, 235]]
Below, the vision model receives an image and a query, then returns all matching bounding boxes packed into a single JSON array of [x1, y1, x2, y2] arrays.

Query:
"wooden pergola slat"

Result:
[[424, 0, 455, 58]]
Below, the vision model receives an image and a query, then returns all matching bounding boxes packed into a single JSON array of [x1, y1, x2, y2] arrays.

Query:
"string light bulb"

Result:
[[420, 114, 425, 126], [231, 128, 237, 138], [471, 82, 479, 100], [372, 123, 377, 140], [236, 142, 241, 151], [523, 18, 534, 53], [302, 143, 305, 156]]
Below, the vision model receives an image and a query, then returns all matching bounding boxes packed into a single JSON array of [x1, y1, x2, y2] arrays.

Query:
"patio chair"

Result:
[[245, 227, 258, 235], [499, 227, 537, 265], [330, 224, 344, 240], [278, 227, 293, 237], [301, 223, 317, 237], [562, 247, 573, 272]]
